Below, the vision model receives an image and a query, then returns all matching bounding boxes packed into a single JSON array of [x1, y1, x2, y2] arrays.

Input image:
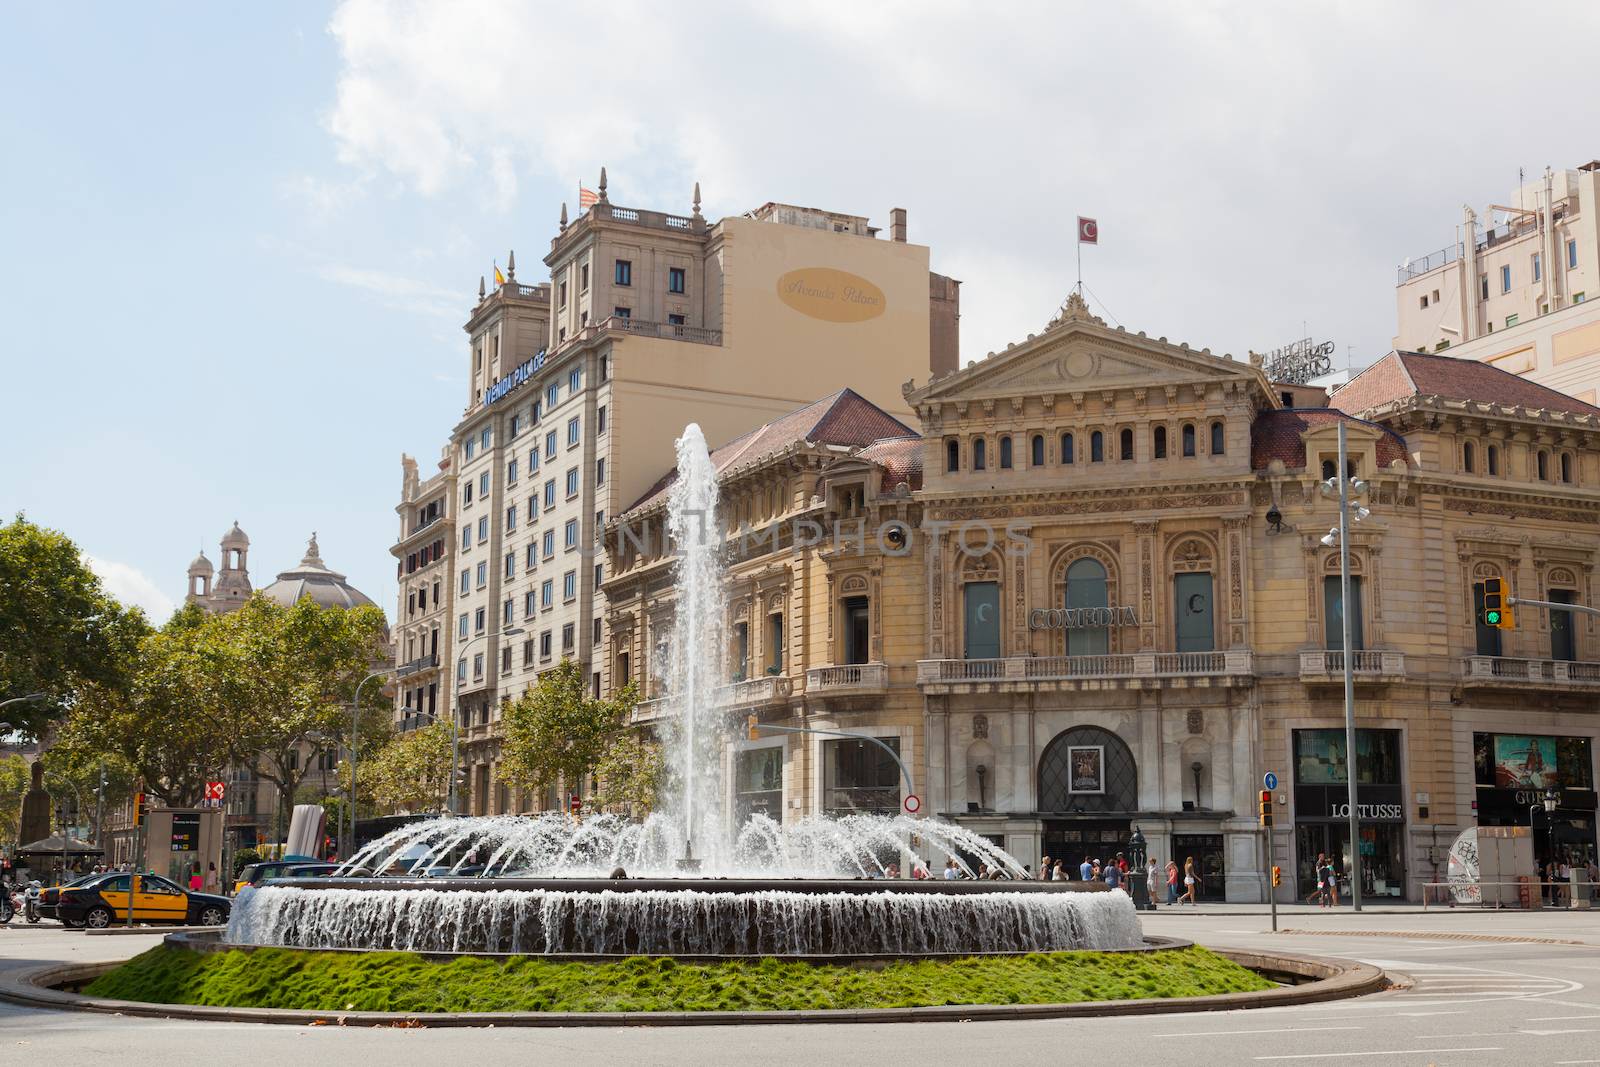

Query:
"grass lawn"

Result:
[[83, 944, 1272, 1013]]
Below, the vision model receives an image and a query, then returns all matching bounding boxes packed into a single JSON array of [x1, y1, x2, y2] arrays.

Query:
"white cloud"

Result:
[[84, 555, 175, 622], [318, 0, 1600, 365]]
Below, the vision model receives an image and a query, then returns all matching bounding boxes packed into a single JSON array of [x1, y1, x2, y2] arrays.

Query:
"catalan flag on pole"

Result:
[[578, 186, 599, 210], [494, 262, 506, 285]]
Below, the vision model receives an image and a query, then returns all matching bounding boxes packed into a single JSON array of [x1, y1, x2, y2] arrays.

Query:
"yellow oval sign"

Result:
[[776, 268, 887, 323]]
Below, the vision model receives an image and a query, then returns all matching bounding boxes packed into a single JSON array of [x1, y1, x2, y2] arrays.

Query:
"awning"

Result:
[[14, 835, 104, 857]]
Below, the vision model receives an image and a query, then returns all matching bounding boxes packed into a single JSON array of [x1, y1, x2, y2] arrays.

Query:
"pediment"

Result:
[[908, 320, 1265, 407]]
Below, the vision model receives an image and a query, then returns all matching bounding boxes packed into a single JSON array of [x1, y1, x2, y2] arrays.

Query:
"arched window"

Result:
[[1537, 450, 1549, 481], [1562, 452, 1574, 484], [1182, 423, 1196, 457], [945, 439, 959, 473], [973, 437, 987, 471], [1153, 426, 1167, 459], [1037, 725, 1137, 813], [1487, 444, 1500, 476], [1061, 433, 1075, 464], [1090, 430, 1104, 462], [1463, 441, 1475, 473], [1119, 427, 1134, 460], [1210, 420, 1225, 455], [999, 436, 1013, 469], [1064, 557, 1109, 655], [1030, 434, 1045, 466]]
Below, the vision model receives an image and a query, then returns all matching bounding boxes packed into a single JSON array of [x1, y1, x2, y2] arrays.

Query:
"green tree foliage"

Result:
[[0, 514, 151, 736], [590, 730, 666, 816], [362, 721, 454, 815], [498, 660, 656, 813], [0, 753, 29, 847]]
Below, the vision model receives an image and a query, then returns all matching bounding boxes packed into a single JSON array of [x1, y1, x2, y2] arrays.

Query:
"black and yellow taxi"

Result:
[[55, 871, 231, 929]]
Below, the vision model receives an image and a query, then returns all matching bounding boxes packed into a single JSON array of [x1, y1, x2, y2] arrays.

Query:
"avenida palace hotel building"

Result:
[[605, 291, 1600, 903]]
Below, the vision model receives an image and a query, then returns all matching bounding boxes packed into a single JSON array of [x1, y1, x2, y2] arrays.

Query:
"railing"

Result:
[[1461, 656, 1600, 687], [916, 651, 1253, 688], [806, 663, 889, 692], [718, 675, 794, 708], [1299, 650, 1403, 677], [1397, 243, 1460, 283], [587, 202, 704, 235], [631, 696, 669, 725], [601, 315, 722, 346], [407, 513, 443, 537], [399, 652, 439, 673]]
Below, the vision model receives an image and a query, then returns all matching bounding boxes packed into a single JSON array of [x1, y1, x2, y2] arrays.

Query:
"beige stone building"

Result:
[[603, 290, 1600, 902], [400, 174, 960, 814], [1394, 161, 1600, 403], [389, 448, 454, 734]]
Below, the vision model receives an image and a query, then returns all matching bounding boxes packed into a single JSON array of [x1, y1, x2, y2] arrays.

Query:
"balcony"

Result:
[[916, 651, 1254, 694], [397, 652, 440, 675], [719, 675, 795, 709], [601, 315, 722, 346], [1298, 649, 1406, 684], [1460, 656, 1600, 692], [805, 663, 890, 695]]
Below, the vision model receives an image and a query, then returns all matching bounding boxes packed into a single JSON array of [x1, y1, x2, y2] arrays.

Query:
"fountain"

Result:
[[226, 424, 1142, 957]]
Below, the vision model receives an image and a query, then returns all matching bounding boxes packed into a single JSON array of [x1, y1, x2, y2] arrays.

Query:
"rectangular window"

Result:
[[541, 579, 553, 608], [465, 438, 475, 461], [458, 614, 468, 639], [477, 516, 488, 542], [545, 430, 557, 460], [457, 657, 466, 682], [1533, 252, 1542, 283], [1501, 264, 1512, 293], [1480, 274, 1489, 301], [1569, 239, 1580, 270], [595, 457, 605, 485], [473, 652, 483, 679], [1322, 574, 1364, 650], [1506, 313, 1519, 328], [524, 590, 535, 618], [544, 479, 556, 509], [567, 416, 580, 446], [460, 569, 469, 596], [963, 582, 1000, 659], [506, 505, 517, 532], [613, 306, 631, 319], [597, 405, 607, 434], [667, 313, 685, 326], [481, 428, 491, 450], [580, 263, 589, 291], [525, 542, 536, 570], [594, 562, 603, 589], [843, 596, 870, 665], [479, 471, 490, 496], [563, 570, 576, 601], [668, 267, 686, 294], [564, 518, 578, 549], [542, 529, 555, 559], [614, 259, 632, 286], [562, 622, 575, 651], [527, 448, 539, 474], [1551, 588, 1577, 662], [559, 280, 568, 308], [509, 413, 521, 438], [540, 630, 552, 658], [1174, 572, 1215, 652], [823, 736, 900, 815], [531, 400, 541, 424], [474, 607, 486, 633], [503, 599, 514, 626], [523, 638, 534, 667], [463, 482, 473, 506], [503, 552, 514, 579], [507, 458, 518, 484], [768, 613, 784, 672], [569, 367, 581, 392], [566, 467, 579, 497], [476, 561, 487, 588]]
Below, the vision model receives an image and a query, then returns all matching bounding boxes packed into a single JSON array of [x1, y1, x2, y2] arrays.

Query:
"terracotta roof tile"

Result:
[[1250, 409, 1410, 472], [855, 435, 924, 493], [1332, 351, 1600, 418]]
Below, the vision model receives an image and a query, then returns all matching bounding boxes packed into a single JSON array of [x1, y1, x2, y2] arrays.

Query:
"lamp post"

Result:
[[449, 628, 524, 816], [1318, 420, 1372, 912], [0, 693, 47, 713], [1533, 786, 1560, 900], [1127, 827, 1152, 910]]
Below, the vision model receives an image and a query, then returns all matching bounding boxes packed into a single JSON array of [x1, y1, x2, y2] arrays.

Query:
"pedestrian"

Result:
[[942, 857, 960, 880], [205, 861, 220, 894], [1039, 855, 1052, 881], [1052, 861, 1066, 881], [1326, 856, 1340, 906], [1091, 859, 1102, 880], [1115, 852, 1129, 874], [1308, 853, 1328, 906], [1146, 858, 1160, 907], [188, 863, 202, 891], [977, 862, 990, 880], [1165, 859, 1180, 904], [1181, 856, 1199, 904], [1079, 856, 1094, 880], [1103, 861, 1122, 892]]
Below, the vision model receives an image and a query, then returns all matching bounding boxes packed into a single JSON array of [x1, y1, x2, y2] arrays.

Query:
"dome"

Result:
[[259, 533, 376, 611], [221, 521, 250, 549], [187, 550, 213, 576]]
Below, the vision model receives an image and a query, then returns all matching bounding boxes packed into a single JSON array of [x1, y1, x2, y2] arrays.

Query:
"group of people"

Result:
[[1032, 852, 1203, 904]]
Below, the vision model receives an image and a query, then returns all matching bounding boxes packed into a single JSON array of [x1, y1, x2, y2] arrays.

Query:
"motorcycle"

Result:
[[23, 882, 42, 924], [0, 887, 16, 924]]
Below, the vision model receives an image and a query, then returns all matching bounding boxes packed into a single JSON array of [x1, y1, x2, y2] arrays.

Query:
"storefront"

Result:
[[1171, 833, 1226, 900], [1473, 731, 1597, 871], [1292, 728, 1408, 899]]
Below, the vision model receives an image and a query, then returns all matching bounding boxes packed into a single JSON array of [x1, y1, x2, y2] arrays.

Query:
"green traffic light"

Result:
[[1486, 610, 1501, 624]]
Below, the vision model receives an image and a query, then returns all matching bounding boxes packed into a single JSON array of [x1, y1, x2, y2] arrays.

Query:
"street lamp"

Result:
[[0, 692, 47, 711], [1317, 419, 1372, 912], [448, 627, 524, 816]]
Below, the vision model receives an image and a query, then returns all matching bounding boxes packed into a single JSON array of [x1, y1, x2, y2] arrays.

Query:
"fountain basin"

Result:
[[228, 877, 1141, 957]]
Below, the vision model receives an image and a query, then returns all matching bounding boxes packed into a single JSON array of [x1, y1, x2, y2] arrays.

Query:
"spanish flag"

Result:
[[494, 263, 506, 286]]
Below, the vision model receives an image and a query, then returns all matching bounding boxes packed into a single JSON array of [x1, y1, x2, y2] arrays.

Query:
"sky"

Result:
[[3, 1, 1596, 624]]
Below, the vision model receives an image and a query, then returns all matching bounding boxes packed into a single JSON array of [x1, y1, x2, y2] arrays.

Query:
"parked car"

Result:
[[55, 872, 230, 929], [232, 859, 329, 894], [40, 872, 101, 924]]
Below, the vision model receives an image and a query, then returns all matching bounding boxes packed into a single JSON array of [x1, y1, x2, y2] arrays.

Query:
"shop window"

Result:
[[1119, 427, 1134, 460], [1472, 581, 1503, 656], [1060, 432, 1074, 464], [1551, 589, 1577, 662], [1030, 434, 1045, 466], [973, 437, 987, 471], [999, 436, 1013, 469], [1322, 574, 1364, 650], [1463, 441, 1475, 473], [1064, 558, 1109, 655], [823, 736, 901, 816], [842, 596, 870, 664], [736, 747, 784, 824], [1173, 572, 1214, 652], [1153, 426, 1167, 459], [945, 439, 959, 472], [963, 581, 1000, 659], [1210, 421, 1225, 455], [1090, 431, 1104, 462]]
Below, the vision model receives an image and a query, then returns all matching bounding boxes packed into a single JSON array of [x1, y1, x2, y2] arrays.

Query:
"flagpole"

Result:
[[1077, 238, 1083, 297]]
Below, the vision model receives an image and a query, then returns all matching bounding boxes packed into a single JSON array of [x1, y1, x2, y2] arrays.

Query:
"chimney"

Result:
[[890, 207, 908, 243]]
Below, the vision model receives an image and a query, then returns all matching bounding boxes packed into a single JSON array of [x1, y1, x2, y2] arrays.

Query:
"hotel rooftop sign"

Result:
[[486, 349, 547, 406], [1261, 337, 1335, 385]]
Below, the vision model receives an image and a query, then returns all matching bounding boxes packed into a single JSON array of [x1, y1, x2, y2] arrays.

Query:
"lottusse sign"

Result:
[[1029, 607, 1138, 630], [776, 268, 886, 323], [485, 349, 547, 405]]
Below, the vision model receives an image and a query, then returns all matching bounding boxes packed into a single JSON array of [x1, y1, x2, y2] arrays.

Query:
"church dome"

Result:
[[259, 533, 376, 611], [187, 550, 213, 576], [221, 521, 250, 549]]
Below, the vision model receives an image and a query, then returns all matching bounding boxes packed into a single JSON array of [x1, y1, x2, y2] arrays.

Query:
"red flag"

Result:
[[1077, 217, 1098, 244], [579, 186, 599, 210]]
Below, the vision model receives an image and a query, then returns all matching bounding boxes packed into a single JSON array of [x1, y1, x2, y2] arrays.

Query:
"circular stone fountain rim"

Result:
[[268, 876, 1115, 895]]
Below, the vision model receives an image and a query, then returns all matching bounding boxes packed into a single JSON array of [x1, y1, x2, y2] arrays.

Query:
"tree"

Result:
[[498, 660, 654, 813], [363, 721, 454, 814], [0, 514, 151, 736], [590, 730, 667, 815], [0, 754, 29, 848]]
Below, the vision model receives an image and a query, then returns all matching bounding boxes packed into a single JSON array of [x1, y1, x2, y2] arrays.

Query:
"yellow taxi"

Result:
[[55, 871, 231, 928]]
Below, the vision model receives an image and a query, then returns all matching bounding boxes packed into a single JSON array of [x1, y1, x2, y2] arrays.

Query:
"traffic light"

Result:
[[747, 714, 760, 741], [133, 792, 147, 827], [1272, 865, 1282, 888], [1258, 789, 1273, 827], [1481, 575, 1515, 629]]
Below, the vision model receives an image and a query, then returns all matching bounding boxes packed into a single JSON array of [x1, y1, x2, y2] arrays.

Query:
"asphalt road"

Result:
[[4, 905, 1600, 1067]]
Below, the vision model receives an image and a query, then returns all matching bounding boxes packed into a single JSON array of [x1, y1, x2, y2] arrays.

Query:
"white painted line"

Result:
[[1530, 1015, 1600, 1021], [1521, 1028, 1600, 1036], [1256, 1048, 1503, 1061], [1154, 1026, 1362, 1038], [1392, 1010, 1466, 1017]]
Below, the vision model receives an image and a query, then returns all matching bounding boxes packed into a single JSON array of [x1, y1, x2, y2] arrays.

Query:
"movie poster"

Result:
[[1493, 734, 1559, 789], [1067, 746, 1104, 794]]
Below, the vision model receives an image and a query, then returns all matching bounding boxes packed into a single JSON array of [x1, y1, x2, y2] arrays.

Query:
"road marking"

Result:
[[1529, 1015, 1600, 1021], [1256, 1048, 1503, 1060], [1154, 1026, 1362, 1037], [1392, 1010, 1466, 1017], [1521, 1028, 1600, 1036]]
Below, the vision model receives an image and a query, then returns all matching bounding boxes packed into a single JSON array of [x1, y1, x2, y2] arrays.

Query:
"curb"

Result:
[[0, 947, 1386, 1027], [1274, 928, 1595, 947]]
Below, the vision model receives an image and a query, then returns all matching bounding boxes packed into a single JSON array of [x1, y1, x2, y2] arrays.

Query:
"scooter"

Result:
[[22, 881, 42, 923]]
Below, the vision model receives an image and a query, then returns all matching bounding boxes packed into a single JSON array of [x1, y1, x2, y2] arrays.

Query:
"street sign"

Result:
[[203, 781, 225, 807], [569, 793, 581, 814], [1264, 771, 1279, 791], [903, 794, 921, 815], [170, 813, 200, 851]]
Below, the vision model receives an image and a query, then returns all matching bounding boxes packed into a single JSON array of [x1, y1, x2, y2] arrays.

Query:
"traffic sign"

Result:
[[204, 780, 225, 802], [903, 793, 921, 815], [1263, 771, 1278, 791]]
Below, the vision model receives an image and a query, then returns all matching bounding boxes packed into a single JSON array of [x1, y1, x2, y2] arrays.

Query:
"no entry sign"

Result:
[[903, 794, 921, 815]]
